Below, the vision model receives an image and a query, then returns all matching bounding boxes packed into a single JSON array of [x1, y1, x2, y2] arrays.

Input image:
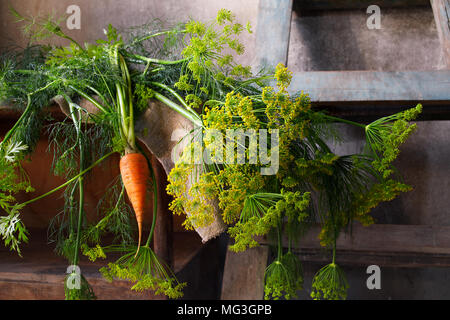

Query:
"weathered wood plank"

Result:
[[430, 0, 450, 67], [312, 101, 450, 122], [283, 223, 450, 254], [259, 223, 450, 267], [260, 223, 450, 261], [221, 245, 269, 300], [289, 70, 450, 102], [295, 249, 450, 268], [0, 230, 203, 299], [294, 0, 430, 10], [255, 0, 293, 69]]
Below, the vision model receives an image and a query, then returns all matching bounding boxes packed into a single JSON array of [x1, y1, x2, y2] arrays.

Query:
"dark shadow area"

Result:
[[176, 233, 229, 300]]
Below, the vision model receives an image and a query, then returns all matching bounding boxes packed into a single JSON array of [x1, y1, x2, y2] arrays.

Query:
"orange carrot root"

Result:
[[119, 152, 149, 257]]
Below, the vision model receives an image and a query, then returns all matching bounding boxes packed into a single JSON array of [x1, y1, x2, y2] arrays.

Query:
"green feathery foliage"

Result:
[[311, 262, 348, 300], [100, 245, 186, 299], [0, 7, 422, 300]]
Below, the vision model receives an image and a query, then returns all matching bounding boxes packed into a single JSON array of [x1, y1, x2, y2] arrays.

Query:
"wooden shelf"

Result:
[[254, 0, 450, 114], [289, 70, 450, 103], [289, 70, 450, 119], [260, 223, 450, 268]]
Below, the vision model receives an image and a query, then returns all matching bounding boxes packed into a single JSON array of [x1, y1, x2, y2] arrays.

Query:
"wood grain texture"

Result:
[[294, 0, 430, 10], [0, 230, 203, 299], [289, 70, 450, 102], [431, 0, 450, 67], [221, 245, 269, 300], [260, 223, 450, 267], [255, 0, 293, 69]]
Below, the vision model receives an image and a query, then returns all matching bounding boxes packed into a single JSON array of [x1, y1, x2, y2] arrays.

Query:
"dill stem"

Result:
[[324, 115, 366, 129], [126, 29, 187, 48], [332, 226, 337, 265], [73, 174, 84, 266], [144, 161, 158, 248], [238, 75, 275, 87], [61, 34, 83, 51], [0, 97, 32, 148], [20, 151, 116, 207], [149, 81, 192, 112], [153, 91, 203, 127], [276, 223, 282, 261], [142, 60, 152, 76], [70, 102, 85, 267], [126, 53, 188, 66], [69, 86, 109, 114]]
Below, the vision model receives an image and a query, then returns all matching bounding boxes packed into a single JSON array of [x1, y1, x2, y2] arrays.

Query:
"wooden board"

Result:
[[0, 229, 203, 300], [288, 70, 450, 102], [255, 0, 293, 69], [221, 245, 269, 300], [293, 0, 430, 10], [311, 101, 450, 121], [259, 223, 450, 267], [431, 0, 450, 67]]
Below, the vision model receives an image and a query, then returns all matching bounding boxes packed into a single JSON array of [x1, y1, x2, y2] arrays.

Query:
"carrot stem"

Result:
[[145, 158, 158, 248]]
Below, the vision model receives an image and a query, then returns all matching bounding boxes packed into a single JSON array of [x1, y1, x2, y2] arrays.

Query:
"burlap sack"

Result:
[[53, 96, 226, 242]]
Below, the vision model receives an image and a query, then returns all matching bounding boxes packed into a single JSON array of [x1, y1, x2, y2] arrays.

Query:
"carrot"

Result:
[[119, 152, 150, 256]]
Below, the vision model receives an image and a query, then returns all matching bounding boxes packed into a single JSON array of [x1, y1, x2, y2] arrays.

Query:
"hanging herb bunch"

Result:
[[167, 57, 421, 300], [0, 7, 421, 300]]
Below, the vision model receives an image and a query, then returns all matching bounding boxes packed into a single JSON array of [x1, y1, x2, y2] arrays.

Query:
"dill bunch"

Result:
[[0, 45, 57, 155], [311, 262, 348, 300], [264, 251, 303, 300], [100, 245, 186, 299], [365, 104, 422, 178]]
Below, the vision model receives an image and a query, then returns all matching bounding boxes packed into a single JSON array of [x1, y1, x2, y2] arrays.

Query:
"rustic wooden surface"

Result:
[[293, 0, 430, 10], [258, 223, 450, 267], [289, 70, 450, 102], [254, 0, 293, 68], [220, 245, 269, 300], [0, 229, 203, 300], [0, 106, 204, 299], [431, 0, 450, 68]]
